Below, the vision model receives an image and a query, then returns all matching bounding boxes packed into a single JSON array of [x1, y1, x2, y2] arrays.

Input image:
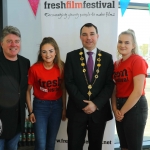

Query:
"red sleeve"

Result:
[[132, 57, 148, 77]]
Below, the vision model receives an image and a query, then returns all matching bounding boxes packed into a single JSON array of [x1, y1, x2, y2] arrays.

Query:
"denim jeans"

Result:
[[0, 132, 20, 150], [33, 97, 62, 150]]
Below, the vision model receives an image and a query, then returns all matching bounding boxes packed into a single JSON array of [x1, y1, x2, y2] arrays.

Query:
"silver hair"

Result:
[[0, 26, 21, 42]]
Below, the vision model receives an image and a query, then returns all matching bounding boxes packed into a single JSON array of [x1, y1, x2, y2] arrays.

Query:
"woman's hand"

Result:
[[114, 109, 124, 122], [29, 113, 36, 123]]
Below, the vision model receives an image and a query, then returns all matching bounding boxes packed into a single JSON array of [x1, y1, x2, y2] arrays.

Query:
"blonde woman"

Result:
[[111, 30, 148, 150]]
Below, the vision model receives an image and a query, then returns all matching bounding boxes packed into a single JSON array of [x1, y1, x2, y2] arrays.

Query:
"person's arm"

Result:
[[64, 52, 87, 110], [111, 86, 124, 121], [61, 79, 66, 121], [120, 74, 145, 115], [26, 84, 36, 123], [111, 85, 117, 112]]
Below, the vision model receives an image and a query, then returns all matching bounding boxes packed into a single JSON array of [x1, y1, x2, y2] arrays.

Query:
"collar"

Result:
[[83, 47, 97, 55]]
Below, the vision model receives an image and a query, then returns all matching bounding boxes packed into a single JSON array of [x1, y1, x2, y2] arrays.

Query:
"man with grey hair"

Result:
[[0, 26, 30, 150]]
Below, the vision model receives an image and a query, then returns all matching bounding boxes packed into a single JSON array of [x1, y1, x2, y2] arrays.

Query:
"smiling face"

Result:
[[117, 34, 135, 59], [41, 43, 56, 64], [80, 26, 99, 51], [1, 34, 21, 60]]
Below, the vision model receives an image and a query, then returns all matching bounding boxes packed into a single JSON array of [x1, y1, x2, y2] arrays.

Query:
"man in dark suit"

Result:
[[65, 23, 114, 150], [0, 26, 30, 149]]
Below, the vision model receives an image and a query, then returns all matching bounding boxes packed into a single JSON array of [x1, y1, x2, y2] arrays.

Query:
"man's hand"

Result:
[[82, 100, 97, 114]]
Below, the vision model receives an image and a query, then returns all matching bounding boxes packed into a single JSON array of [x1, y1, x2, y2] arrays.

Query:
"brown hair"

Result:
[[36, 37, 64, 75]]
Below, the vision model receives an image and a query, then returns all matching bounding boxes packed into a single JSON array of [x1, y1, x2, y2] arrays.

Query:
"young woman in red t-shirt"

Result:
[[111, 29, 148, 150], [26, 37, 66, 150]]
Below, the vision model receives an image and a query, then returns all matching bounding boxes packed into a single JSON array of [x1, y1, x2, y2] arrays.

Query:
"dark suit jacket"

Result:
[[0, 51, 30, 139], [65, 48, 114, 123]]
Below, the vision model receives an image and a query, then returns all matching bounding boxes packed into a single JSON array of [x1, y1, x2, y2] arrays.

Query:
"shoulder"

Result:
[[100, 50, 112, 58], [132, 54, 143, 60], [99, 50, 113, 63], [18, 55, 30, 63], [130, 54, 146, 63], [131, 54, 148, 67], [28, 63, 42, 76], [66, 49, 81, 56], [31, 62, 42, 69], [29, 63, 43, 73], [65, 49, 81, 62]]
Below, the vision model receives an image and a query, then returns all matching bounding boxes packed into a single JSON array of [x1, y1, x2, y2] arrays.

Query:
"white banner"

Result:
[[41, 0, 118, 149]]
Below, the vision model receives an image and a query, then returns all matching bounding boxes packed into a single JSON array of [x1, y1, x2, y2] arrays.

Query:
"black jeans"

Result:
[[116, 95, 148, 150]]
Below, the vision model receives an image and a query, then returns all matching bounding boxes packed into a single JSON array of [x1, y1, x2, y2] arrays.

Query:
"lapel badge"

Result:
[[88, 85, 92, 89], [81, 63, 85, 66], [95, 75, 98, 78], [97, 58, 101, 61], [79, 52, 83, 55], [97, 64, 101, 67], [80, 57, 84, 61], [83, 69, 86, 72], [96, 69, 99, 73]]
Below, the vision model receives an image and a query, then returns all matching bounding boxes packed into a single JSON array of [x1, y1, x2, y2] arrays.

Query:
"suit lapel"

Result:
[[91, 48, 101, 83], [18, 56, 24, 88], [80, 48, 90, 82]]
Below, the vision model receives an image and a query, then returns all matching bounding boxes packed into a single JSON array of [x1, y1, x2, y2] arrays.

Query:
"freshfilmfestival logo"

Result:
[[56, 139, 112, 144], [44, 0, 115, 9]]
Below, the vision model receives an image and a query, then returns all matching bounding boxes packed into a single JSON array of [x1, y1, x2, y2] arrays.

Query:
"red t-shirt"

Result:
[[113, 55, 148, 97], [28, 62, 63, 100]]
